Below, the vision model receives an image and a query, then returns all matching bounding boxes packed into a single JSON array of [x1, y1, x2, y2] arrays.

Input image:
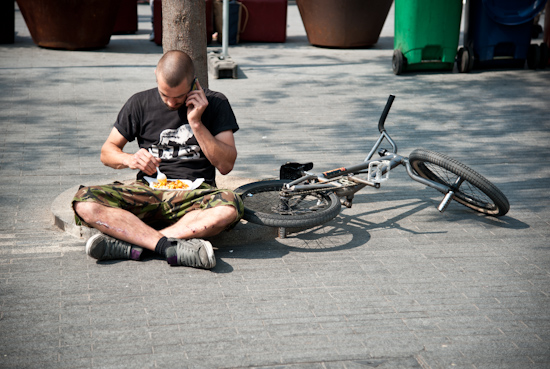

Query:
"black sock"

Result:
[[155, 237, 175, 257]]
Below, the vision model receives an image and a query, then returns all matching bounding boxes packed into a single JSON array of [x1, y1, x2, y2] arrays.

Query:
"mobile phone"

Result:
[[191, 78, 198, 91]]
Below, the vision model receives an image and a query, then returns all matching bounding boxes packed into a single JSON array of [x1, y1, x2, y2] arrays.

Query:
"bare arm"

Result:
[[101, 127, 160, 176], [192, 128, 237, 175]]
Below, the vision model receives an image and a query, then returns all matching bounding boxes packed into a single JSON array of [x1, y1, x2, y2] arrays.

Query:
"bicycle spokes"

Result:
[[274, 193, 330, 216], [424, 164, 497, 213]]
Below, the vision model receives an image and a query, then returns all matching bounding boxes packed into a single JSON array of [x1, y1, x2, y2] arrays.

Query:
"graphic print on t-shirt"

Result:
[[150, 125, 201, 160]]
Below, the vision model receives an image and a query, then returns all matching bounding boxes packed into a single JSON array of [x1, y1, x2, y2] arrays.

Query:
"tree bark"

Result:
[[162, 0, 208, 88]]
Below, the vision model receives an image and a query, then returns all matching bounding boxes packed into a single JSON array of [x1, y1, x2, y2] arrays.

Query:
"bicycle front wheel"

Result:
[[409, 149, 510, 216], [236, 180, 341, 228]]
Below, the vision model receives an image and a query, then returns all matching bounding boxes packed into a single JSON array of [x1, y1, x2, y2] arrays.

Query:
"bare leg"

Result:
[[160, 205, 238, 240], [74, 202, 162, 250]]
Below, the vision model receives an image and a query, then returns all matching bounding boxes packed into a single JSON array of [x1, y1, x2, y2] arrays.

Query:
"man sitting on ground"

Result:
[[73, 50, 243, 270]]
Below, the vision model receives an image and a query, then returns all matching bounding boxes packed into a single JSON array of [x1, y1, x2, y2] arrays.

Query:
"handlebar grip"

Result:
[[378, 94, 395, 133]]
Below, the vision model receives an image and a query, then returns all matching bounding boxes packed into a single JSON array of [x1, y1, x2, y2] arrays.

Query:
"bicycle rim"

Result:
[[409, 149, 509, 216], [236, 180, 341, 228]]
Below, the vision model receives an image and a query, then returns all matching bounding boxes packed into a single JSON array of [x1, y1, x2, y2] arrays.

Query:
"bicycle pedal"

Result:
[[367, 160, 391, 183], [341, 198, 353, 208]]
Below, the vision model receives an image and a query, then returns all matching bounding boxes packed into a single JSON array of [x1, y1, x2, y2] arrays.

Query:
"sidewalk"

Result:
[[1, 2, 550, 368]]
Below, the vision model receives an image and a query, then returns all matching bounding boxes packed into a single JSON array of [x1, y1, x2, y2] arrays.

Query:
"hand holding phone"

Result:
[[186, 78, 208, 126]]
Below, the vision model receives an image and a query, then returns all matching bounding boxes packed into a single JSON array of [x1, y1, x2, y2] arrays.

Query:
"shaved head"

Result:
[[156, 50, 195, 88]]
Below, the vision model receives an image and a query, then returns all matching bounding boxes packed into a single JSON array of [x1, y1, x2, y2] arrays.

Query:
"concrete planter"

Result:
[[296, 0, 393, 48], [17, 0, 122, 50]]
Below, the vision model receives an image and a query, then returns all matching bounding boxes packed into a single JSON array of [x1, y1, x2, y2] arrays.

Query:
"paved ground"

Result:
[[1, 2, 550, 368]]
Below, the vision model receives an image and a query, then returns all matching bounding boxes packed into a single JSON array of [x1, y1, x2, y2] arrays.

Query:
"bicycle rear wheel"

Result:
[[409, 149, 509, 216], [236, 180, 341, 228]]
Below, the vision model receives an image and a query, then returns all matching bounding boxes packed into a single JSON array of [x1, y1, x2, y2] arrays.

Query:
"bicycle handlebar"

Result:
[[378, 95, 395, 133]]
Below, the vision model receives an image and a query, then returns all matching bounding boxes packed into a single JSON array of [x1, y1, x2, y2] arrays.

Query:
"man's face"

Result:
[[156, 74, 195, 111]]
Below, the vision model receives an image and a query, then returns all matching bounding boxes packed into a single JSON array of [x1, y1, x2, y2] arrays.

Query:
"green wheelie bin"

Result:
[[393, 0, 463, 75]]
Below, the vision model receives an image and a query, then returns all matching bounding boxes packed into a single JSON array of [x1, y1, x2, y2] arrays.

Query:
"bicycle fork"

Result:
[[402, 158, 457, 213]]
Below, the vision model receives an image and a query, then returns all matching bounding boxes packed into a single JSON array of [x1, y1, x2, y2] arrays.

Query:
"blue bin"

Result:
[[462, 0, 547, 70]]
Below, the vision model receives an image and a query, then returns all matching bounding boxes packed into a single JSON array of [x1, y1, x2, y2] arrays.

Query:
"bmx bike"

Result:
[[236, 95, 510, 238]]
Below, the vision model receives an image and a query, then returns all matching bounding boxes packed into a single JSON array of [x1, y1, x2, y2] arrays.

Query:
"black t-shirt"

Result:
[[114, 87, 238, 184]]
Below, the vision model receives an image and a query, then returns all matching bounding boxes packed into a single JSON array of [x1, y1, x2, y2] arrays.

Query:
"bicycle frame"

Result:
[[281, 95, 455, 212]]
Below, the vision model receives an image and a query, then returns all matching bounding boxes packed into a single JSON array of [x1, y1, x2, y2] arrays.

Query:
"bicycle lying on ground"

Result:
[[236, 95, 510, 238]]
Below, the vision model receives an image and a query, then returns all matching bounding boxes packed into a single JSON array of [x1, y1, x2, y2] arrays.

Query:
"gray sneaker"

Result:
[[86, 234, 143, 261], [165, 238, 216, 269]]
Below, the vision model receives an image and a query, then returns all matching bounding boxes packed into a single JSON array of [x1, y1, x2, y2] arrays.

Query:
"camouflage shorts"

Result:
[[72, 180, 244, 229]]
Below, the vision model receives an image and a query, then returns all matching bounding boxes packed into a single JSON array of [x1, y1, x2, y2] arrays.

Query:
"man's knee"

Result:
[[74, 201, 101, 222], [218, 204, 239, 225]]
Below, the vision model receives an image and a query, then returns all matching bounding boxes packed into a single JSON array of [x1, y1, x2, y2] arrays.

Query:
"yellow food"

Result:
[[152, 179, 189, 190]]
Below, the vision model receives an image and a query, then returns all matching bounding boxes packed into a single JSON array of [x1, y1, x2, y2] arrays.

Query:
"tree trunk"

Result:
[[162, 0, 208, 88]]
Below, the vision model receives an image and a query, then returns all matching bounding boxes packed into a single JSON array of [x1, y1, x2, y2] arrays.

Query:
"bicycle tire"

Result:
[[236, 180, 341, 228], [409, 149, 510, 216]]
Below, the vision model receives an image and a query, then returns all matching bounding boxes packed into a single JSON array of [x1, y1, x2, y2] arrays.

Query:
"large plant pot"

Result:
[[16, 0, 122, 50], [296, 0, 393, 48]]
